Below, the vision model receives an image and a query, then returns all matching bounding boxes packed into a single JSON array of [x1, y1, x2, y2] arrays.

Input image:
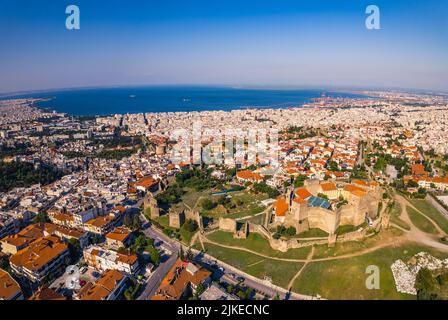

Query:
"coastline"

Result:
[[0, 86, 370, 117]]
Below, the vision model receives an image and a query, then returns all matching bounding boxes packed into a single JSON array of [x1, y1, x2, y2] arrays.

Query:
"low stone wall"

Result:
[[248, 223, 271, 239], [247, 223, 328, 252], [218, 217, 237, 233], [337, 228, 366, 242]]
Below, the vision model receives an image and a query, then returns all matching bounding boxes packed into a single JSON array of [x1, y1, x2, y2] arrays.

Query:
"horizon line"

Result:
[[1, 83, 447, 99]]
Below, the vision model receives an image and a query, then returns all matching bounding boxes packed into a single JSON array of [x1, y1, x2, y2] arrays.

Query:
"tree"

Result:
[[67, 238, 81, 261], [181, 247, 195, 262], [123, 214, 132, 227], [407, 180, 419, 188], [285, 227, 297, 237], [34, 212, 48, 224], [415, 268, 438, 300], [132, 215, 142, 231], [294, 175, 307, 188], [148, 246, 161, 265], [237, 287, 254, 300], [179, 246, 185, 261], [194, 283, 206, 299], [182, 219, 198, 233], [201, 198, 216, 211], [317, 193, 329, 200]]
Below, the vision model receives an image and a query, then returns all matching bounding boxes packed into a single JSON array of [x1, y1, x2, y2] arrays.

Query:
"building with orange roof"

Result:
[[74, 269, 127, 301], [106, 226, 134, 249], [1, 224, 45, 255], [10, 236, 69, 283], [83, 245, 139, 275], [236, 170, 263, 183], [42, 223, 89, 249], [295, 187, 312, 201], [411, 164, 427, 176], [318, 182, 338, 200], [342, 184, 368, 198], [273, 196, 289, 223], [28, 287, 66, 300], [83, 215, 118, 235], [134, 176, 159, 193], [405, 175, 448, 191], [151, 259, 211, 300], [352, 179, 379, 191], [0, 268, 23, 300], [47, 212, 75, 228]]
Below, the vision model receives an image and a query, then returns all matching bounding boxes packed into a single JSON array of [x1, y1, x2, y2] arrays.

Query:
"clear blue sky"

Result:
[[1, 0, 447, 93]]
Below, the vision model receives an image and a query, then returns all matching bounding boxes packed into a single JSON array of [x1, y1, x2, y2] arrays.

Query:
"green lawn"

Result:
[[297, 228, 329, 238], [336, 224, 366, 235], [407, 206, 438, 234], [179, 228, 196, 245], [408, 198, 448, 234], [199, 243, 304, 288], [389, 201, 411, 231], [293, 244, 447, 300], [201, 191, 268, 219], [171, 188, 209, 212], [240, 214, 265, 225], [155, 215, 170, 228], [312, 228, 403, 259], [206, 230, 311, 260]]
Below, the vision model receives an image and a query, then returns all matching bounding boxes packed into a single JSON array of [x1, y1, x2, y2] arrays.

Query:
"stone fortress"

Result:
[[271, 179, 383, 235], [144, 176, 384, 252], [214, 178, 385, 252]]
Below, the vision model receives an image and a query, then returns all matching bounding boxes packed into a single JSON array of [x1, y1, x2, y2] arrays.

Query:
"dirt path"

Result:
[[191, 231, 206, 250], [394, 195, 448, 252], [287, 247, 315, 290], [201, 234, 399, 263], [397, 195, 446, 236]]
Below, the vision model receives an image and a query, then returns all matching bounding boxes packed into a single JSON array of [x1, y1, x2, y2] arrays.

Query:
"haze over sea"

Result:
[[2, 86, 367, 116]]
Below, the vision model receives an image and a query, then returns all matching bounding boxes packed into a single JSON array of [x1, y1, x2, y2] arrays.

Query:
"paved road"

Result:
[[137, 253, 178, 300], [193, 251, 302, 300], [139, 213, 312, 300], [136, 214, 181, 300], [427, 195, 448, 220]]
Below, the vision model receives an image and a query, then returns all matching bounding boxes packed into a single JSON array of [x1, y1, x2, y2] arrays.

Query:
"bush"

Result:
[[182, 219, 198, 233], [252, 182, 280, 198], [202, 198, 217, 211]]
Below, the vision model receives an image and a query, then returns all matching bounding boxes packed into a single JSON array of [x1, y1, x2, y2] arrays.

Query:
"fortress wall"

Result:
[[290, 201, 308, 221], [248, 223, 272, 240], [338, 228, 366, 242], [218, 218, 237, 233], [307, 207, 338, 234], [169, 211, 185, 229], [185, 209, 203, 229]]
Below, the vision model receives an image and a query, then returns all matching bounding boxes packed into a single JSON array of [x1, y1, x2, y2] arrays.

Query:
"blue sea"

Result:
[[2, 86, 366, 116]]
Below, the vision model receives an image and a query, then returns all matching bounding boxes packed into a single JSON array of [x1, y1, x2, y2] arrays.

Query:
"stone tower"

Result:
[[144, 193, 160, 219], [169, 210, 185, 229]]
